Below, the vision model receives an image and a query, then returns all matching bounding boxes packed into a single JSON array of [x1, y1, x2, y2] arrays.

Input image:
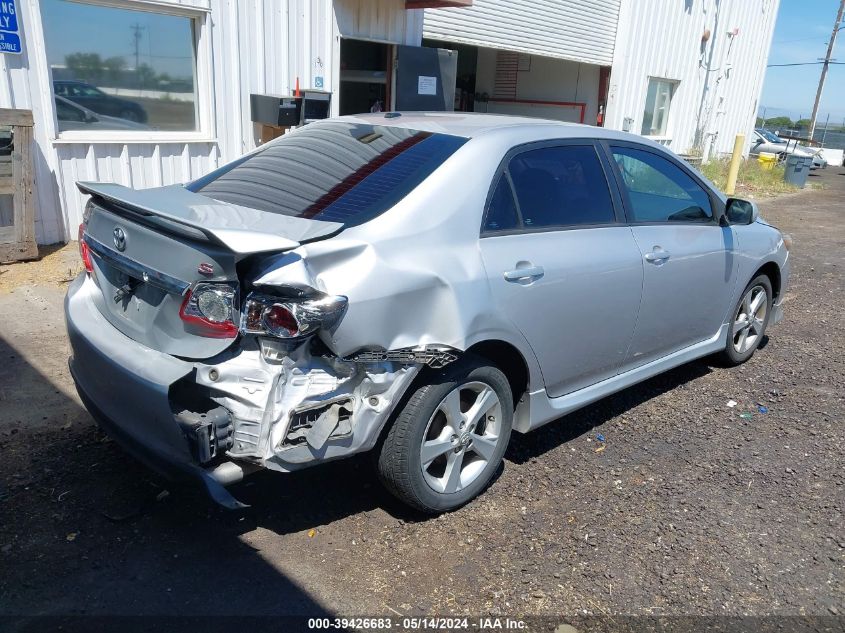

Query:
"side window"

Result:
[[483, 175, 519, 232], [611, 146, 712, 223], [507, 145, 616, 228]]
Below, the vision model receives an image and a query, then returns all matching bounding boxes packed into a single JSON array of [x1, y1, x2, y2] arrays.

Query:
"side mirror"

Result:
[[725, 197, 759, 225], [84, 112, 98, 123]]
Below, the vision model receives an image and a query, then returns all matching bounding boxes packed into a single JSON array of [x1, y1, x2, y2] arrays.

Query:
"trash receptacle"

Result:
[[758, 152, 777, 170], [784, 154, 811, 188]]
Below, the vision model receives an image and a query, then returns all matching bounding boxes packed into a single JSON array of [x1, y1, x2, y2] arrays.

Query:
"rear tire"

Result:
[[719, 274, 772, 366], [377, 356, 513, 514]]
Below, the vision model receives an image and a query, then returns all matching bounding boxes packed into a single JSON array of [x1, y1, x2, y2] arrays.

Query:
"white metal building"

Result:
[[2, 0, 429, 247], [423, 0, 620, 126], [424, 0, 779, 159], [604, 0, 779, 161], [1, 0, 779, 249]]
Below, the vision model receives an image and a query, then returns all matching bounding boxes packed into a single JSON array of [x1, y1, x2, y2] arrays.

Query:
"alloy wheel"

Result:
[[419, 381, 502, 494], [732, 284, 768, 354]]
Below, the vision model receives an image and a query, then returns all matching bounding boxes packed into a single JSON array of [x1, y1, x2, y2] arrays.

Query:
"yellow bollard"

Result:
[[725, 133, 745, 195]]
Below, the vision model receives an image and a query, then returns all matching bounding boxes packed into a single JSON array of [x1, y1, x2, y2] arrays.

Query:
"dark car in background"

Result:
[[53, 80, 148, 124]]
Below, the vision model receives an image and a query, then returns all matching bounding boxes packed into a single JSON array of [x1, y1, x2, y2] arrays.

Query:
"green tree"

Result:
[[64, 52, 103, 84], [763, 116, 793, 129], [102, 56, 126, 86], [136, 63, 156, 89], [794, 118, 811, 129]]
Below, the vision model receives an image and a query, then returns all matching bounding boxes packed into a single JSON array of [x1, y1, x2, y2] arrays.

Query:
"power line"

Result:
[[773, 35, 829, 44], [767, 61, 845, 66]]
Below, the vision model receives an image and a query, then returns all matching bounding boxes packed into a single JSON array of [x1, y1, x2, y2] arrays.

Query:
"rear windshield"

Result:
[[187, 121, 467, 226]]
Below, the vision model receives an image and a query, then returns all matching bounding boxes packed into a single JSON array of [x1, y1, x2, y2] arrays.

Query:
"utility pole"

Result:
[[130, 23, 145, 88], [809, 0, 845, 140]]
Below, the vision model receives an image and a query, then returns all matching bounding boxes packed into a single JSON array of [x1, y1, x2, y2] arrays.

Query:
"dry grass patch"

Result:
[[699, 158, 802, 198]]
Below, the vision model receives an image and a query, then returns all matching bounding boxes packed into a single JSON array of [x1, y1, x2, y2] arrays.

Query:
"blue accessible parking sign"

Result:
[[0, 0, 21, 55]]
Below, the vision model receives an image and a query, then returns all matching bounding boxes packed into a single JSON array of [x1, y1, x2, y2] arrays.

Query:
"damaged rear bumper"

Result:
[[189, 338, 420, 472], [70, 371, 251, 509], [64, 275, 422, 507], [65, 275, 251, 508]]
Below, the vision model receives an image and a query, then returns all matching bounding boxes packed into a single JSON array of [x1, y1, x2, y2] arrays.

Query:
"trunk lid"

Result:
[[79, 182, 342, 359]]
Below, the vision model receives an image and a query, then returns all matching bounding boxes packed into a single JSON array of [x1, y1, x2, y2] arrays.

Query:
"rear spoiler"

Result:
[[77, 182, 343, 255]]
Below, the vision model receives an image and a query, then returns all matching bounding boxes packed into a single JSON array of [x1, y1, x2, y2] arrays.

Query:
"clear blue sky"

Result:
[[760, 0, 845, 123]]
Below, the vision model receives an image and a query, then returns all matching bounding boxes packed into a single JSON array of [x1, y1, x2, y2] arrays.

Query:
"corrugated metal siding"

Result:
[[0, 0, 66, 244], [54, 143, 219, 232], [604, 0, 779, 157], [335, 0, 423, 44], [423, 0, 621, 66], [5, 0, 420, 245]]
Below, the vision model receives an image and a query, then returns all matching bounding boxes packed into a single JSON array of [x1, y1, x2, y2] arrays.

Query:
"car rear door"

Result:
[[606, 143, 738, 370], [478, 141, 644, 398]]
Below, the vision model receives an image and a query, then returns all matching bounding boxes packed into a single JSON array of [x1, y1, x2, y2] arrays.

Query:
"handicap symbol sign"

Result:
[[0, 0, 22, 55]]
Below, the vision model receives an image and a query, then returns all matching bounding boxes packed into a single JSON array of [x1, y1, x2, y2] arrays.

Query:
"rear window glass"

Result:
[[187, 121, 467, 226]]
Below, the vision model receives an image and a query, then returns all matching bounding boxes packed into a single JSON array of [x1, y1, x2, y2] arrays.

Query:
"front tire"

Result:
[[119, 109, 142, 123], [377, 357, 513, 514], [720, 274, 773, 366]]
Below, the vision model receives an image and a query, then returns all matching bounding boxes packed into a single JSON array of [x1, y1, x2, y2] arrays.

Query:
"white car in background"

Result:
[[54, 96, 149, 133], [751, 128, 827, 169]]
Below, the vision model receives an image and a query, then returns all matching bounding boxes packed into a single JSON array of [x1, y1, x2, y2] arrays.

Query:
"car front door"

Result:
[[478, 142, 644, 398], [607, 143, 738, 370]]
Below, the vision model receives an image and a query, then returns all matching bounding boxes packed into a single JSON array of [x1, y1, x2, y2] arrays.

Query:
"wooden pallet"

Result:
[[0, 108, 37, 263]]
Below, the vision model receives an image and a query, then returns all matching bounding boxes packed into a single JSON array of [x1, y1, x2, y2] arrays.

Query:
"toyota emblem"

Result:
[[113, 227, 127, 252]]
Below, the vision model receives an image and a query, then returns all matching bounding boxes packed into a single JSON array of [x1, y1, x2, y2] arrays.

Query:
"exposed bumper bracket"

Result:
[[345, 344, 459, 369]]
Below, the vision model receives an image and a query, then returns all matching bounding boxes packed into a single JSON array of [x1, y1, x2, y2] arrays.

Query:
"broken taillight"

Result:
[[78, 224, 94, 274], [179, 283, 238, 339], [262, 304, 300, 337], [241, 292, 348, 339]]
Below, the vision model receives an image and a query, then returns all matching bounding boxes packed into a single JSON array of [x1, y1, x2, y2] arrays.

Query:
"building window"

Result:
[[41, 0, 199, 134], [641, 78, 676, 137]]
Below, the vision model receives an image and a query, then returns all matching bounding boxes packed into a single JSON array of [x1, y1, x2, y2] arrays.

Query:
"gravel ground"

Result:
[[0, 169, 842, 631]]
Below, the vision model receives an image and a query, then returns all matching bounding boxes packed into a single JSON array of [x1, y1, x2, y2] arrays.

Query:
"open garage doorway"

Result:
[[339, 39, 392, 116], [423, 39, 598, 124]]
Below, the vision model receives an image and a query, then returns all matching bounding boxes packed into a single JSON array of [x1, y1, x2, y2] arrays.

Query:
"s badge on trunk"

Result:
[[198, 262, 215, 276], [113, 227, 127, 252]]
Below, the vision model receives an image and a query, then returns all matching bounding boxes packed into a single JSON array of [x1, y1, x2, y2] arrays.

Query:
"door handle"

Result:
[[644, 249, 671, 264], [503, 265, 545, 282]]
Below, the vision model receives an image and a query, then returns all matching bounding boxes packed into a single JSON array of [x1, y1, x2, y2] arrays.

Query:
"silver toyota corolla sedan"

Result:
[[65, 113, 790, 513]]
